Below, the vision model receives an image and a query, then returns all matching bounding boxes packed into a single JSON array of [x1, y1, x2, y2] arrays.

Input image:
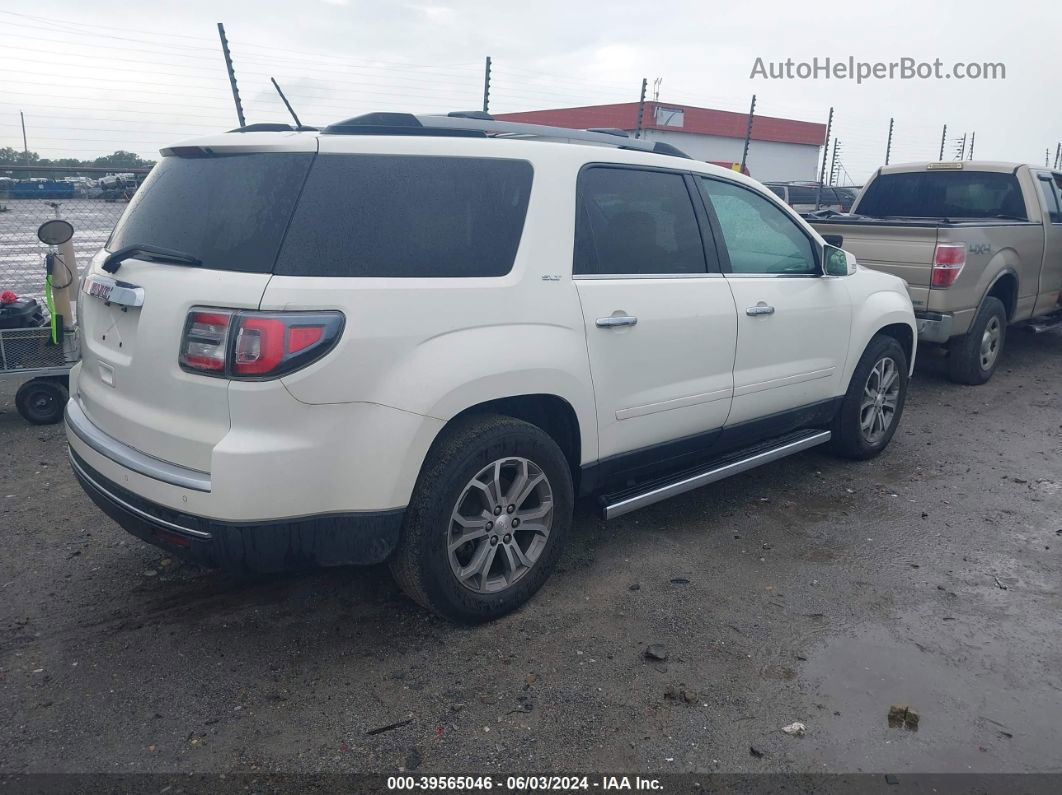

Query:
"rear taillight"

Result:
[[179, 310, 233, 373], [179, 308, 343, 379], [931, 242, 966, 288]]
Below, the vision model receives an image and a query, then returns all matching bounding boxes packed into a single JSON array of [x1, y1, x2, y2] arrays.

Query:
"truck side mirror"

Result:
[[824, 245, 854, 276]]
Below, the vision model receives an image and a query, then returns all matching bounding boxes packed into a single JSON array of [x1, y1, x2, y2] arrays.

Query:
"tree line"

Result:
[[0, 147, 156, 173]]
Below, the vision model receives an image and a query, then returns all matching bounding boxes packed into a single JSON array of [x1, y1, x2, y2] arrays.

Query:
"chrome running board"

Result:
[[601, 429, 831, 520]]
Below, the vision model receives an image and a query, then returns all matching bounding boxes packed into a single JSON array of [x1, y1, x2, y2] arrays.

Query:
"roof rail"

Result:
[[321, 112, 690, 158], [228, 122, 319, 133]]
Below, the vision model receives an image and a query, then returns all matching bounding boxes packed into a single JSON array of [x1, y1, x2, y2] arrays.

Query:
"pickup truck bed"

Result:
[[810, 162, 1062, 383]]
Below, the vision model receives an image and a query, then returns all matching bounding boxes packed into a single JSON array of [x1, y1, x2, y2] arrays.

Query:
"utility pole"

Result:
[[652, 77, 662, 102], [815, 106, 834, 210], [20, 111, 29, 165], [217, 22, 246, 128], [1047, 149, 1051, 167], [634, 78, 648, 139], [957, 133, 966, 161], [884, 117, 894, 165], [828, 138, 840, 185], [939, 124, 947, 161], [739, 94, 756, 173], [482, 56, 492, 114], [969, 131, 975, 160], [1054, 143, 1060, 169]]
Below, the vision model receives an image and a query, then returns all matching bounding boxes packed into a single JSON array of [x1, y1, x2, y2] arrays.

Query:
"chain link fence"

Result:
[[0, 165, 149, 302]]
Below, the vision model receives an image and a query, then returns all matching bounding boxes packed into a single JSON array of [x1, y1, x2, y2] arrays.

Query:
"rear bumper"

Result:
[[914, 311, 954, 343], [70, 449, 403, 572]]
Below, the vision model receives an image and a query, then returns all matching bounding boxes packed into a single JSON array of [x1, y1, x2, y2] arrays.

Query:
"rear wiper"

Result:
[[102, 244, 202, 273]]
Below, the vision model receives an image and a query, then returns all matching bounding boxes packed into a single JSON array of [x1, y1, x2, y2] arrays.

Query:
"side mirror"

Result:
[[824, 244, 854, 277]]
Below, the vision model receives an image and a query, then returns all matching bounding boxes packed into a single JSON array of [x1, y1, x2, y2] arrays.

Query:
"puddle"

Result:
[[797, 625, 1062, 772]]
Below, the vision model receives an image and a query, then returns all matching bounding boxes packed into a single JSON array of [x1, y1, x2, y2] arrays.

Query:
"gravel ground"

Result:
[[1, 329, 1059, 777]]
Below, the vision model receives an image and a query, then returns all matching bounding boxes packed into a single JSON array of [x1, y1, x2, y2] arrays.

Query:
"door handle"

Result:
[[596, 315, 638, 328], [745, 304, 775, 316]]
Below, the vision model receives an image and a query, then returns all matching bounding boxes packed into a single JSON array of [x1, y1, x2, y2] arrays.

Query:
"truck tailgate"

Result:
[[812, 221, 939, 288]]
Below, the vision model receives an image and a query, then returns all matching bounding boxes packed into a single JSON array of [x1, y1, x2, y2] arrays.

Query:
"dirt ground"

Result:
[[1, 329, 1060, 778]]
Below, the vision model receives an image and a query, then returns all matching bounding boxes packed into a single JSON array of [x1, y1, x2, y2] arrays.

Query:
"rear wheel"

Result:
[[389, 415, 573, 623], [947, 297, 1006, 385], [15, 378, 68, 425], [829, 335, 908, 460]]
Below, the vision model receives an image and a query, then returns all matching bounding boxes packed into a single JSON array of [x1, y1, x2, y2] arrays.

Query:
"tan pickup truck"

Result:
[[811, 162, 1062, 384]]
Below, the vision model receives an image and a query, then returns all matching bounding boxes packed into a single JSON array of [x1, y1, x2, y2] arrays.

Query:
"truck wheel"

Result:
[[947, 297, 1006, 385], [389, 415, 573, 623], [15, 378, 69, 425], [828, 334, 908, 460]]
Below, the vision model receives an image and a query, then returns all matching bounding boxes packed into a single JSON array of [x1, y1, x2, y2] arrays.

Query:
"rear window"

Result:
[[275, 155, 533, 277], [856, 171, 1027, 219], [107, 152, 313, 273]]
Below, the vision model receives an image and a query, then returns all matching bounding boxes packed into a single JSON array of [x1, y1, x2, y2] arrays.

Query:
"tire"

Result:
[[947, 297, 1006, 385], [828, 334, 908, 460], [15, 378, 69, 425], [389, 414, 574, 623]]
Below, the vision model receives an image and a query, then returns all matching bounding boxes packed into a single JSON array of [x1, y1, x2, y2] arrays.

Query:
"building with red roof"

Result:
[[495, 101, 826, 182]]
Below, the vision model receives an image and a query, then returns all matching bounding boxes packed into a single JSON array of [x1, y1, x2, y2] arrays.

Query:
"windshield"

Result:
[[856, 170, 1027, 220], [106, 152, 313, 273]]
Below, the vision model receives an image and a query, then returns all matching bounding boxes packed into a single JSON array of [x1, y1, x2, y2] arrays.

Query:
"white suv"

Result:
[[66, 112, 916, 622]]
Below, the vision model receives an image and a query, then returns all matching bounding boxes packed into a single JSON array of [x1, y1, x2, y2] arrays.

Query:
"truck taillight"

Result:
[[179, 308, 343, 379], [931, 243, 966, 288]]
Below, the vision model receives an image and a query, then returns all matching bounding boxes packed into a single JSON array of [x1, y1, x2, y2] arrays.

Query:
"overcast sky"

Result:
[[2, 0, 1058, 181]]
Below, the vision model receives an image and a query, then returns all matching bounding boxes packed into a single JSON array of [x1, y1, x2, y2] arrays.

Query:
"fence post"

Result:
[[20, 111, 30, 165], [216, 22, 246, 128], [938, 124, 947, 161], [739, 94, 756, 173], [482, 56, 492, 114], [634, 78, 648, 139], [815, 107, 834, 210], [884, 117, 893, 165]]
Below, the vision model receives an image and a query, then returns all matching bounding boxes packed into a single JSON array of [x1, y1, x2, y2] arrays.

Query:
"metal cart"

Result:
[[0, 325, 79, 424]]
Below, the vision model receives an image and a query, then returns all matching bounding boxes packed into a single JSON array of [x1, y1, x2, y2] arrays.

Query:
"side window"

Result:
[[699, 178, 818, 275], [575, 167, 709, 276], [786, 186, 819, 206], [1038, 175, 1062, 223], [766, 185, 786, 200]]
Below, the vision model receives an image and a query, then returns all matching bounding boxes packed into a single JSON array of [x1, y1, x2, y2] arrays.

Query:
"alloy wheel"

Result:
[[980, 316, 1002, 371], [447, 457, 554, 594], [860, 356, 900, 444]]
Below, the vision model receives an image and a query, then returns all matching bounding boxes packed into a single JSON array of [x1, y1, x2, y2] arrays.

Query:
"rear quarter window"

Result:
[[275, 155, 533, 277]]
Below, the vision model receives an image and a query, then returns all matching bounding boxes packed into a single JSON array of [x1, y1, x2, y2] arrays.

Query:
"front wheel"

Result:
[[389, 415, 574, 623], [828, 335, 909, 460]]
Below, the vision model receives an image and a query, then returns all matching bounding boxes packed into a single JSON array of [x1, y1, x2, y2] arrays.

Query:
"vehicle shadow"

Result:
[[913, 326, 1062, 383]]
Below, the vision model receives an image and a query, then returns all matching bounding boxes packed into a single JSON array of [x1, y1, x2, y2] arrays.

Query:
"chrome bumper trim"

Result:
[[68, 449, 212, 539], [65, 398, 211, 493]]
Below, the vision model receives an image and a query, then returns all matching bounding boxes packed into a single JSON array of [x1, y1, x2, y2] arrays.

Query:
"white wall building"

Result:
[[496, 101, 826, 183]]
